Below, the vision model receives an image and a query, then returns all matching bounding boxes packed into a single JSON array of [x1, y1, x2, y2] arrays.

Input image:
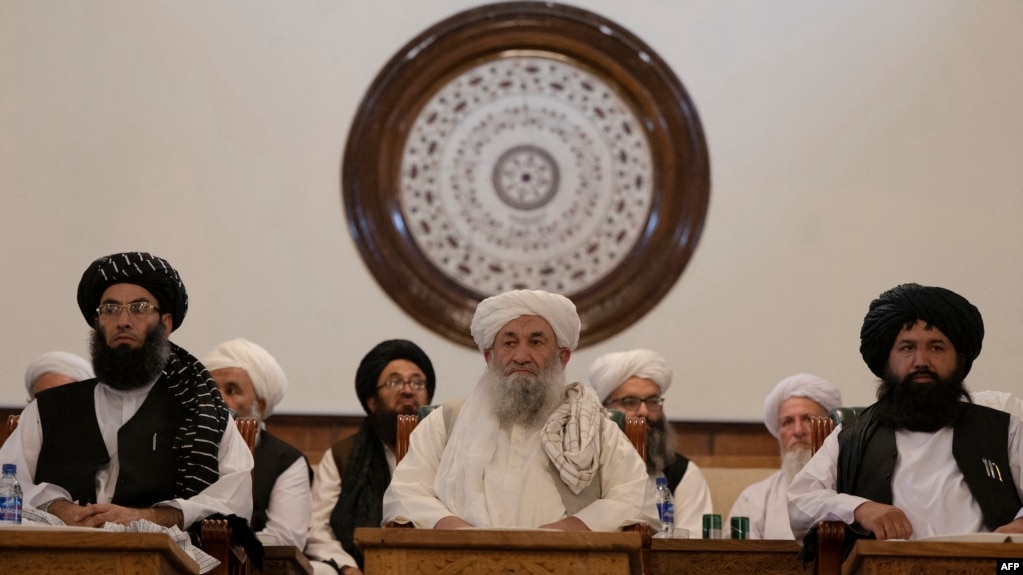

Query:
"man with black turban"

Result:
[[789, 283, 1023, 552], [305, 339, 436, 575], [0, 252, 253, 531]]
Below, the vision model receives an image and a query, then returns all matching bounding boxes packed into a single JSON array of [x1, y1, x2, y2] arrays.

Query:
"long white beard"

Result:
[[781, 445, 812, 481], [481, 359, 566, 428]]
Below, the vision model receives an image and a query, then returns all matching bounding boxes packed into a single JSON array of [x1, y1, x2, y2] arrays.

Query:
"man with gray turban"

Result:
[[588, 349, 713, 538], [383, 290, 656, 533], [24, 351, 95, 400], [204, 338, 311, 549], [0, 252, 253, 531], [789, 283, 1023, 552], [307, 339, 436, 575], [728, 373, 841, 539]]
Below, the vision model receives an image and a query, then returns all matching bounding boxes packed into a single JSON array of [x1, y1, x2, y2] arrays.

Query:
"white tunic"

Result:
[[728, 469, 794, 539], [304, 442, 397, 573], [0, 381, 253, 528], [382, 405, 657, 531], [788, 417, 1023, 541]]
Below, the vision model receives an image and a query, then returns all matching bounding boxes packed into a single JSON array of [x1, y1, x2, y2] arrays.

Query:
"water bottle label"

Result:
[[0, 496, 22, 523]]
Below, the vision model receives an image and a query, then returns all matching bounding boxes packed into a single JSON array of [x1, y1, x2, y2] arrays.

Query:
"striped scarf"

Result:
[[164, 342, 229, 497]]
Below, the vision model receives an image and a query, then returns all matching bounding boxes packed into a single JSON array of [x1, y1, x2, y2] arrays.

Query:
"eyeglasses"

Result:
[[376, 377, 428, 391], [605, 396, 664, 411], [96, 301, 160, 318]]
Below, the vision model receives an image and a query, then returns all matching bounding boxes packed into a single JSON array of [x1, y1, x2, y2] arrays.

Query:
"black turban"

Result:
[[859, 283, 984, 378], [77, 252, 188, 331], [355, 339, 435, 414]]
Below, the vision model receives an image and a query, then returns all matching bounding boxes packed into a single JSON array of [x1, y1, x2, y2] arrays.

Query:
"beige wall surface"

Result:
[[2, 1, 1021, 420]]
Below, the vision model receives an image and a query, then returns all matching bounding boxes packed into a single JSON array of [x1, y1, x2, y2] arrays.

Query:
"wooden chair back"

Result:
[[810, 415, 835, 456], [1, 414, 19, 446], [234, 416, 258, 454]]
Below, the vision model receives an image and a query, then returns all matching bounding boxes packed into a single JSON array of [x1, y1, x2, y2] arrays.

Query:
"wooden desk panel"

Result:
[[0, 528, 199, 575], [843, 540, 1023, 575], [650, 539, 808, 575], [263, 545, 315, 575], [355, 527, 643, 575]]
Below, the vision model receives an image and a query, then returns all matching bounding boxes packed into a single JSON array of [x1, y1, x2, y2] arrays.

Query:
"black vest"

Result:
[[250, 429, 311, 533], [837, 402, 1022, 531], [36, 378, 186, 507], [663, 455, 691, 493]]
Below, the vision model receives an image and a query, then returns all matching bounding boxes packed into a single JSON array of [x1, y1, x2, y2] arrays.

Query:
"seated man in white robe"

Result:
[[728, 373, 841, 539], [204, 338, 312, 549], [382, 289, 657, 531], [588, 349, 714, 537]]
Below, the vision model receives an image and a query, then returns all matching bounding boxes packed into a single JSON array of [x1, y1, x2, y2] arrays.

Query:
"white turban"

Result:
[[203, 338, 288, 418], [24, 351, 94, 396], [470, 289, 580, 352], [762, 373, 842, 438], [587, 349, 672, 402]]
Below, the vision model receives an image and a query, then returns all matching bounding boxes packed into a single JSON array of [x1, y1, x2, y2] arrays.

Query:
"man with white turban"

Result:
[[24, 351, 95, 400], [789, 283, 1023, 561], [727, 373, 841, 539], [382, 289, 657, 532], [588, 349, 713, 538], [203, 338, 311, 549]]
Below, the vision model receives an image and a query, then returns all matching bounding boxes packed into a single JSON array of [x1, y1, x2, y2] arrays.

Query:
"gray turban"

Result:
[[24, 351, 95, 396], [77, 252, 188, 331], [859, 283, 984, 378], [203, 338, 288, 418], [588, 349, 672, 402], [470, 289, 580, 352], [762, 373, 842, 438]]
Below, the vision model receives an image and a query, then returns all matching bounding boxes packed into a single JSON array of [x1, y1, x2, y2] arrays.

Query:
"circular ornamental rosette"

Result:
[[342, 2, 710, 349]]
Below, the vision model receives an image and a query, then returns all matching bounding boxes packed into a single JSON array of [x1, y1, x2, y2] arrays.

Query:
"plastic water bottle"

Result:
[[654, 475, 674, 538], [0, 463, 22, 525]]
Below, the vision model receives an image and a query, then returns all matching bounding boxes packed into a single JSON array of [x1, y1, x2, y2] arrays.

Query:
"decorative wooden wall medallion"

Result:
[[343, 2, 710, 348]]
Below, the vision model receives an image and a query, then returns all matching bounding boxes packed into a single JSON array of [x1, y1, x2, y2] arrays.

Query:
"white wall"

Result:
[[2, 1, 1021, 420]]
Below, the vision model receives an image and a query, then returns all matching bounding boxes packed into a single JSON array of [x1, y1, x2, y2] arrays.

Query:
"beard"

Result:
[[645, 415, 679, 476], [873, 365, 969, 431], [90, 322, 171, 391], [781, 445, 813, 481], [371, 406, 402, 447], [482, 357, 567, 429]]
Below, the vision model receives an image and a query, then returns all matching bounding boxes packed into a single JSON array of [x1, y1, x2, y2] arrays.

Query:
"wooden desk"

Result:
[[0, 527, 199, 575], [354, 527, 644, 575], [843, 540, 1023, 575], [649, 539, 808, 575], [263, 545, 315, 575]]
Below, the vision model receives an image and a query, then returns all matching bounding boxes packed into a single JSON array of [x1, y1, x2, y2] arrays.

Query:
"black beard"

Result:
[[645, 416, 678, 476], [90, 322, 171, 391], [371, 408, 400, 447], [874, 366, 969, 431]]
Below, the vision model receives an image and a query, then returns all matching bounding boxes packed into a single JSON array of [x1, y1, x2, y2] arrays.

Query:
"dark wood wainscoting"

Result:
[[0, 408, 779, 469]]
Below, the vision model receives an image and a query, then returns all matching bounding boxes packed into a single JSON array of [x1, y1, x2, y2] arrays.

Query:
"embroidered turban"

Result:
[[470, 289, 580, 352], [355, 339, 435, 414], [77, 252, 188, 331], [24, 351, 94, 396], [203, 338, 288, 418], [762, 373, 842, 438], [859, 283, 984, 378], [587, 349, 672, 403]]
